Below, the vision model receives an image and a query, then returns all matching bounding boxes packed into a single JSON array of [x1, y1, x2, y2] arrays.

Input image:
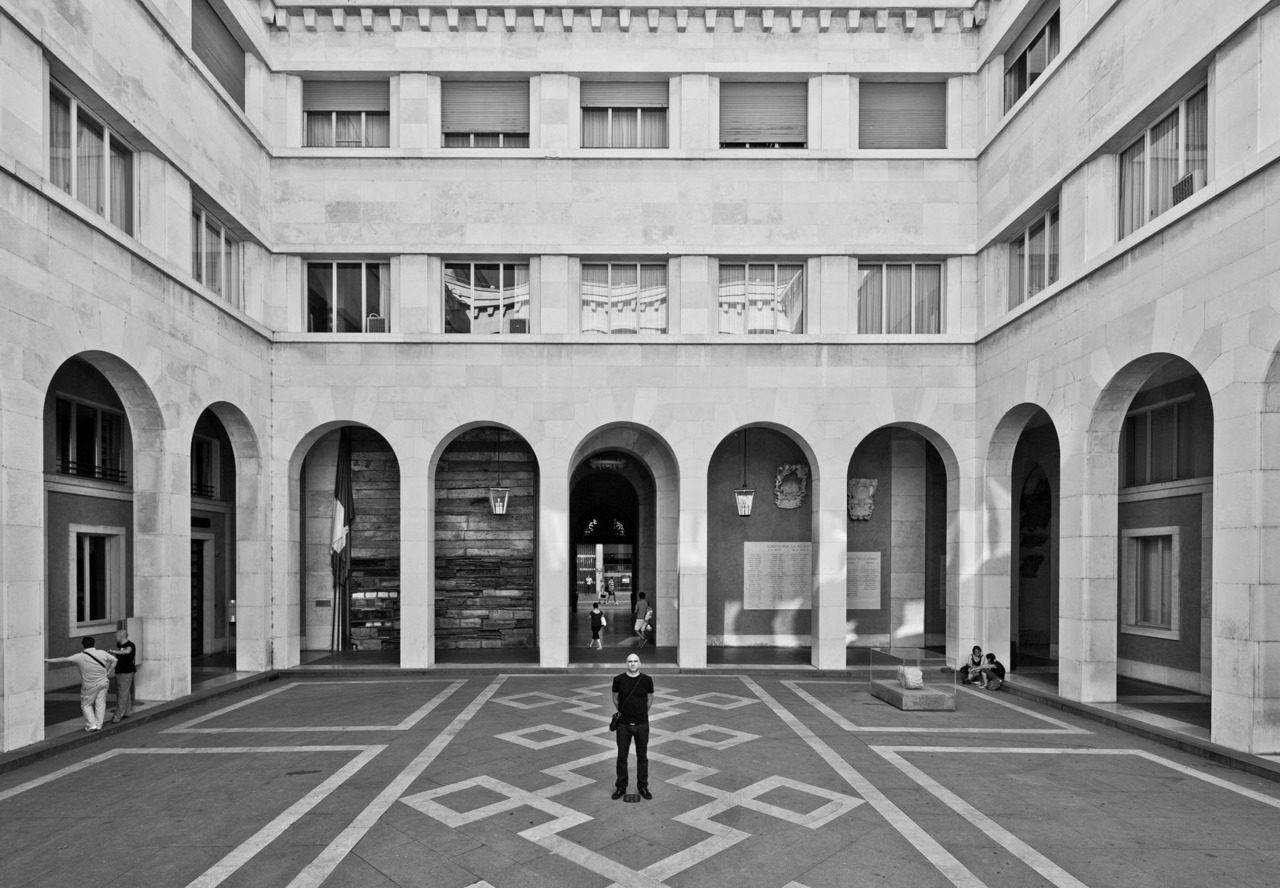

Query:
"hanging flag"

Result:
[[330, 427, 355, 651]]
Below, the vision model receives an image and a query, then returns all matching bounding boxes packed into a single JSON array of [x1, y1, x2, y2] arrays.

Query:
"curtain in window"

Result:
[[306, 263, 334, 332], [109, 142, 132, 233], [884, 265, 912, 334], [1047, 208, 1060, 285], [777, 265, 805, 333], [612, 110, 639, 149], [335, 263, 363, 333], [335, 112, 363, 147], [191, 212, 203, 282], [580, 264, 610, 332], [226, 237, 240, 308], [1027, 220, 1046, 297], [1119, 140, 1145, 238], [50, 91, 72, 193], [364, 114, 390, 147], [914, 265, 942, 333], [1136, 536, 1171, 627], [640, 109, 668, 148], [1148, 110, 1179, 221], [609, 264, 639, 333], [443, 134, 470, 148], [74, 402, 96, 476], [857, 266, 883, 333], [582, 109, 610, 148], [639, 264, 668, 333], [1009, 236, 1026, 308], [77, 116, 104, 215], [746, 265, 776, 333], [473, 134, 502, 148], [443, 264, 471, 333], [204, 221, 222, 294], [1184, 88, 1208, 179], [504, 264, 530, 333], [1148, 402, 1178, 483], [365, 263, 388, 327], [718, 264, 747, 334], [306, 113, 334, 147]]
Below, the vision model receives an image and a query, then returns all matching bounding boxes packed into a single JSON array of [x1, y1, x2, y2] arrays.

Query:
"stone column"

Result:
[[233, 439, 272, 674], [269, 439, 302, 671], [948, 451, 985, 669], [538, 466, 570, 667], [677, 461, 708, 668], [811, 457, 848, 669], [399, 447, 433, 668], [890, 434, 926, 648], [137, 155, 190, 271], [0, 18, 46, 174], [678, 74, 714, 150]]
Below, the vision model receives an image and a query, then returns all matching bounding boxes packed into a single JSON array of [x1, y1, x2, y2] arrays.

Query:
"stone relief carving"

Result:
[[774, 464, 809, 509], [847, 478, 878, 521]]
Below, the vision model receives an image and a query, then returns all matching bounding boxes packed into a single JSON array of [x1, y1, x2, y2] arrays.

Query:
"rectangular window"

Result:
[[444, 262, 530, 334], [581, 263, 668, 333], [1008, 206, 1059, 309], [54, 397, 127, 483], [442, 82, 530, 148], [1121, 528, 1180, 639], [1004, 6, 1060, 113], [581, 82, 668, 148], [719, 82, 807, 148], [192, 435, 219, 498], [191, 202, 242, 307], [859, 82, 947, 149], [306, 261, 391, 333], [1119, 85, 1208, 239], [192, 0, 246, 108], [717, 263, 805, 334], [70, 527, 124, 628], [303, 81, 391, 148], [1122, 397, 1195, 487], [857, 262, 943, 334], [49, 83, 135, 235]]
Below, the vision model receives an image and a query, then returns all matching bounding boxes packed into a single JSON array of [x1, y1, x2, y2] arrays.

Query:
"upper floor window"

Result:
[[444, 262, 530, 334], [192, 0, 245, 108], [1009, 206, 1059, 309], [859, 82, 947, 149], [191, 203, 241, 307], [54, 396, 127, 483], [49, 83, 135, 235], [1122, 396, 1195, 487], [719, 82, 807, 149], [1119, 85, 1208, 239], [192, 435, 219, 498], [581, 263, 668, 333], [304, 81, 390, 148], [581, 82, 668, 148], [306, 261, 390, 333], [857, 262, 943, 334], [442, 82, 530, 148], [717, 263, 805, 334], [1004, 5, 1060, 113]]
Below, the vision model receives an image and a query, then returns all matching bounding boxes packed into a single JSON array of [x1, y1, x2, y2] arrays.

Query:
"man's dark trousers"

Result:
[[615, 722, 649, 791]]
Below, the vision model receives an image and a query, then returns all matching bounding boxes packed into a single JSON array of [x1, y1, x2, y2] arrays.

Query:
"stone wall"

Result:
[[349, 429, 401, 650]]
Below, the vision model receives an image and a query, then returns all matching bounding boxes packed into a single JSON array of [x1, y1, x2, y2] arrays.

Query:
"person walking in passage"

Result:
[[611, 654, 654, 800], [589, 602, 607, 650], [108, 628, 138, 722], [45, 636, 117, 732], [633, 592, 652, 647]]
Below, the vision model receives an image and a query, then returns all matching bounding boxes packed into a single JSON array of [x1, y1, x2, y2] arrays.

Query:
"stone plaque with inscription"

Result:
[[744, 542, 811, 610], [846, 552, 881, 609]]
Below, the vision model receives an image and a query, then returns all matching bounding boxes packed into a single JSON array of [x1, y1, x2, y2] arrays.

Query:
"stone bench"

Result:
[[870, 679, 956, 711]]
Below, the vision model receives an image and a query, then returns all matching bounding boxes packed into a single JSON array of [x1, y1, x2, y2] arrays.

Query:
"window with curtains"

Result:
[[70, 526, 125, 628], [581, 82, 668, 148], [48, 83, 135, 235], [191, 202, 241, 307], [444, 262, 530, 334], [442, 82, 530, 148], [857, 262, 943, 334], [1008, 206, 1059, 309], [303, 81, 391, 148], [1118, 85, 1208, 239], [54, 396, 127, 483], [306, 261, 391, 333], [1004, 5, 1060, 114], [717, 263, 805, 334], [719, 82, 807, 148], [580, 263, 668, 333], [1122, 396, 1196, 487], [1121, 529, 1180, 638], [859, 82, 947, 149]]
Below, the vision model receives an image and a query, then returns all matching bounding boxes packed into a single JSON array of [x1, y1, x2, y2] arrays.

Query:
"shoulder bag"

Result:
[[610, 678, 641, 731]]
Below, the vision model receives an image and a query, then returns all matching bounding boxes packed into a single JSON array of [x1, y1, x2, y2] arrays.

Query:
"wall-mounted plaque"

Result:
[[775, 464, 809, 509], [846, 552, 881, 609], [847, 478, 878, 521], [744, 541, 811, 610]]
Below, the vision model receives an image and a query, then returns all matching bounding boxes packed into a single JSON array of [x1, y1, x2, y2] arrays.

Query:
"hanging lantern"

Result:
[[489, 486, 510, 515], [735, 429, 753, 517]]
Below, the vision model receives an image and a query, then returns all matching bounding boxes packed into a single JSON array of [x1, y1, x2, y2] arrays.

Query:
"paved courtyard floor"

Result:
[[4, 671, 1279, 888]]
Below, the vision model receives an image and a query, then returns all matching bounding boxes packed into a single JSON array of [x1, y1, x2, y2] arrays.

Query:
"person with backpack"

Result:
[[589, 602, 607, 650], [45, 636, 118, 731]]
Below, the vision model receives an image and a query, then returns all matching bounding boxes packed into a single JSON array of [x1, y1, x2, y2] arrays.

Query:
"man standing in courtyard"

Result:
[[108, 628, 138, 722], [611, 653, 654, 800], [44, 636, 117, 732]]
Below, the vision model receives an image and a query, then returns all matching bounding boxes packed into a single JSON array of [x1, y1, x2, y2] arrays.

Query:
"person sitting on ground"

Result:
[[961, 645, 983, 684], [975, 653, 1006, 690]]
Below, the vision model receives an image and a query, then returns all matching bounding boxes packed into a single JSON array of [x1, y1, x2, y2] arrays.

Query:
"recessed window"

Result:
[[49, 83, 135, 235], [1119, 85, 1208, 239], [303, 81, 391, 148], [192, 435, 219, 498], [444, 262, 530, 334], [1008, 206, 1059, 309], [717, 263, 805, 334], [581, 82, 668, 148], [1004, 6, 1060, 113], [191, 203, 241, 307], [54, 396, 127, 483], [70, 526, 125, 629], [1122, 396, 1195, 487], [192, 0, 246, 108], [581, 263, 668, 333], [859, 82, 947, 149], [719, 82, 807, 149], [306, 261, 390, 333], [857, 262, 943, 334], [1121, 528, 1180, 639], [442, 82, 530, 148]]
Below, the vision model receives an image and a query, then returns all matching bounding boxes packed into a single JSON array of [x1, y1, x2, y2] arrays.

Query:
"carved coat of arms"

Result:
[[847, 478, 878, 521], [774, 464, 809, 509]]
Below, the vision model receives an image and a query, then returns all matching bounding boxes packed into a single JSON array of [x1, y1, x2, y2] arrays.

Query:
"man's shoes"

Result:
[[611, 788, 625, 800], [639, 788, 652, 800]]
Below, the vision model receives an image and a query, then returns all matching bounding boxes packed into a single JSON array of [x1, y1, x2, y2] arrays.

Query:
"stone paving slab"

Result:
[[2, 672, 1280, 888]]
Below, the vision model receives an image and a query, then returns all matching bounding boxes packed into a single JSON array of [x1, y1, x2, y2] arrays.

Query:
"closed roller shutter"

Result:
[[859, 82, 947, 149], [441, 81, 530, 133], [719, 82, 807, 145], [192, 0, 245, 109], [580, 82, 668, 108], [303, 81, 390, 112]]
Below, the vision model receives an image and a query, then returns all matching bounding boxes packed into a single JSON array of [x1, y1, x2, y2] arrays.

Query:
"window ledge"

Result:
[[1118, 477, 1212, 503], [44, 474, 133, 500], [1120, 625, 1180, 641]]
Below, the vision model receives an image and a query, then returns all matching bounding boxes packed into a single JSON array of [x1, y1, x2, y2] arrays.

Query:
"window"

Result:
[[444, 262, 530, 334], [1119, 86, 1208, 238], [581, 263, 668, 333], [719, 82, 807, 148], [859, 82, 947, 149], [581, 82, 668, 148], [54, 396, 127, 483], [717, 263, 805, 334], [303, 81, 391, 148], [1008, 206, 1059, 309], [1004, 6, 1060, 113], [192, 0, 246, 108], [442, 82, 530, 148], [306, 261, 390, 333], [48, 83, 135, 234], [1121, 528, 1180, 639], [857, 262, 943, 334], [192, 435, 219, 498], [70, 526, 125, 628], [1122, 396, 1195, 487], [191, 203, 241, 306]]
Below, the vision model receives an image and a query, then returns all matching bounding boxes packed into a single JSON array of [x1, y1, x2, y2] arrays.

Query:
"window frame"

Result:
[[580, 107, 669, 149], [716, 261, 807, 335], [1121, 393, 1195, 488], [68, 525, 126, 631], [1003, 7, 1060, 114], [304, 110, 391, 148], [305, 260, 391, 334], [48, 80, 136, 235], [191, 202, 242, 307], [1008, 205, 1060, 309], [579, 261, 670, 334], [53, 395, 128, 484], [192, 434, 220, 499], [856, 261, 945, 334], [1118, 83, 1209, 239], [1120, 527, 1181, 640], [443, 261, 532, 335]]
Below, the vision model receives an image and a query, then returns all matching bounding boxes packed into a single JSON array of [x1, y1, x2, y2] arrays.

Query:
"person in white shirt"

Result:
[[45, 636, 118, 732]]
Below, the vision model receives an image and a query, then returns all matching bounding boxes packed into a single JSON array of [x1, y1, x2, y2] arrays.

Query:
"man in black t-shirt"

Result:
[[611, 654, 654, 800], [108, 628, 138, 722]]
